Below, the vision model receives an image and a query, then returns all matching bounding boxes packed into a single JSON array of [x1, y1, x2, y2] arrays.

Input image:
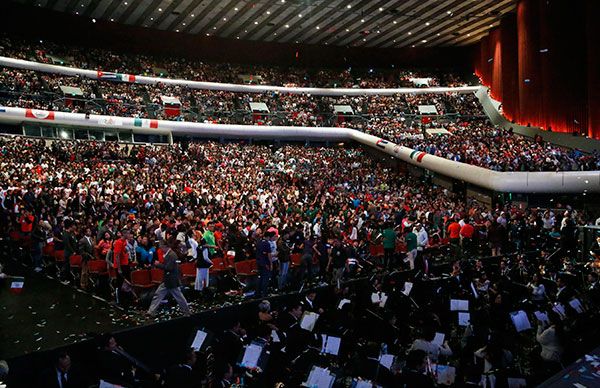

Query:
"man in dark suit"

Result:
[[300, 291, 324, 314], [164, 348, 200, 388], [97, 335, 136, 386], [216, 321, 247, 366], [38, 352, 85, 388], [147, 237, 191, 316], [555, 274, 575, 304], [77, 227, 95, 289]]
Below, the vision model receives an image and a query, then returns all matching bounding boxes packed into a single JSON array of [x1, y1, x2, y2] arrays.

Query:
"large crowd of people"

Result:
[[0, 34, 468, 88], [1, 136, 599, 387], [2, 65, 599, 172], [1, 31, 600, 387]]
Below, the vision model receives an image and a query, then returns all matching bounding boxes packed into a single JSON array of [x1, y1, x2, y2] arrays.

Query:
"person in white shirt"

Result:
[[414, 223, 429, 252], [409, 329, 452, 362]]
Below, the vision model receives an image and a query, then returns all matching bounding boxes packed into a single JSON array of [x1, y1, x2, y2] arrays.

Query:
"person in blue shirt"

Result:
[[136, 236, 156, 268]]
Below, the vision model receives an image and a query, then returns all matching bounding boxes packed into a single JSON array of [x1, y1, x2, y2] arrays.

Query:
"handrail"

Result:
[[0, 56, 479, 96], [0, 105, 598, 194]]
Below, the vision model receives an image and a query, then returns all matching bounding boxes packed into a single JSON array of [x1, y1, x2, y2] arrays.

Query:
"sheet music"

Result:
[[435, 365, 456, 385], [569, 298, 584, 313], [552, 303, 566, 318], [371, 292, 388, 307], [510, 310, 532, 332], [379, 354, 395, 370], [300, 312, 320, 331], [99, 380, 125, 388], [321, 334, 341, 355], [240, 344, 262, 369], [338, 298, 351, 309], [191, 330, 207, 351], [507, 377, 527, 388], [271, 330, 280, 343], [304, 366, 335, 388], [354, 380, 373, 388], [458, 312, 470, 326], [450, 299, 469, 311], [534, 311, 549, 325], [432, 332, 445, 347], [470, 282, 479, 299], [402, 282, 413, 296]]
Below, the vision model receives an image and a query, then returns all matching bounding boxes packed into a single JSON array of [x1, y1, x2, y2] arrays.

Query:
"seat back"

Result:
[[130, 269, 151, 286], [53, 250, 66, 263], [69, 254, 83, 267], [179, 262, 196, 277], [88, 259, 107, 274], [150, 268, 164, 284]]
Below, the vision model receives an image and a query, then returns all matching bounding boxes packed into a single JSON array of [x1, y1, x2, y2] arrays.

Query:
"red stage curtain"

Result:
[[499, 14, 519, 121], [475, 0, 593, 137], [587, 0, 600, 138]]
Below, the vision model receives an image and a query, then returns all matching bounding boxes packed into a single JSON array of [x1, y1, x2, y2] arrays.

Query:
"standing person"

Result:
[[299, 234, 317, 284], [404, 228, 418, 270], [277, 234, 291, 290], [203, 221, 218, 258], [194, 237, 212, 294], [148, 238, 191, 317], [460, 219, 475, 256], [77, 227, 95, 290], [328, 238, 347, 286], [447, 216, 462, 257], [62, 219, 78, 284], [113, 229, 133, 304], [255, 230, 272, 298], [382, 223, 397, 269], [31, 220, 48, 273]]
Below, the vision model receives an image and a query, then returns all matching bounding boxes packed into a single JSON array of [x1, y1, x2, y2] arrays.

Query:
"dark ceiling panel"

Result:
[[9, 0, 518, 47]]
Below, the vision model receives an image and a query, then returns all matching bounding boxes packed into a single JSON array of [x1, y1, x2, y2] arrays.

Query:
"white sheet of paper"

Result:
[[47, 237, 54, 243], [569, 298, 584, 313], [99, 380, 125, 388], [432, 332, 445, 347], [510, 310, 532, 332], [379, 294, 388, 307], [458, 312, 470, 326], [379, 354, 395, 370], [191, 330, 207, 351], [470, 282, 479, 299], [552, 303, 566, 318], [534, 311, 549, 325], [321, 334, 341, 355], [507, 377, 527, 388], [436, 365, 456, 385], [402, 282, 413, 296], [337, 298, 351, 309], [271, 330, 280, 343], [300, 312, 320, 331], [450, 299, 469, 311], [241, 344, 262, 369], [305, 366, 335, 388]]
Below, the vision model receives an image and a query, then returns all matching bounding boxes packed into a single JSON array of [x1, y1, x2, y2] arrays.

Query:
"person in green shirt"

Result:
[[382, 224, 397, 269], [404, 229, 418, 270], [203, 221, 217, 257]]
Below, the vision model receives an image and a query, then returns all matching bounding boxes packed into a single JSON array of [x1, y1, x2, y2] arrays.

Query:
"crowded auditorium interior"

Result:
[[0, 0, 599, 387]]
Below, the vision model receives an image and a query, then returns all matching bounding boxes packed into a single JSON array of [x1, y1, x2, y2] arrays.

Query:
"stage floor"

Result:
[[0, 253, 251, 360]]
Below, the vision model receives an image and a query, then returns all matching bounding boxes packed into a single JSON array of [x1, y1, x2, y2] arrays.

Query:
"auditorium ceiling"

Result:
[[14, 0, 518, 48]]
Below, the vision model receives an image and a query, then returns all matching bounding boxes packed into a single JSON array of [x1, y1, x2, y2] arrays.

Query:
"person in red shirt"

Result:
[[447, 218, 462, 257], [460, 220, 475, 256], [113, 229, 134, 304]]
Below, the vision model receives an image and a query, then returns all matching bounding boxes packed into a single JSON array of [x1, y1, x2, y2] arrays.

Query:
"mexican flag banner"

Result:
[[133, 118, 159, 129]]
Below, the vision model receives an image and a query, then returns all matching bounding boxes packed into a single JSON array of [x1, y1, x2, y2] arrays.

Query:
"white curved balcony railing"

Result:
[[0, 56, 478, 96], [0, 106, 598, 194]]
